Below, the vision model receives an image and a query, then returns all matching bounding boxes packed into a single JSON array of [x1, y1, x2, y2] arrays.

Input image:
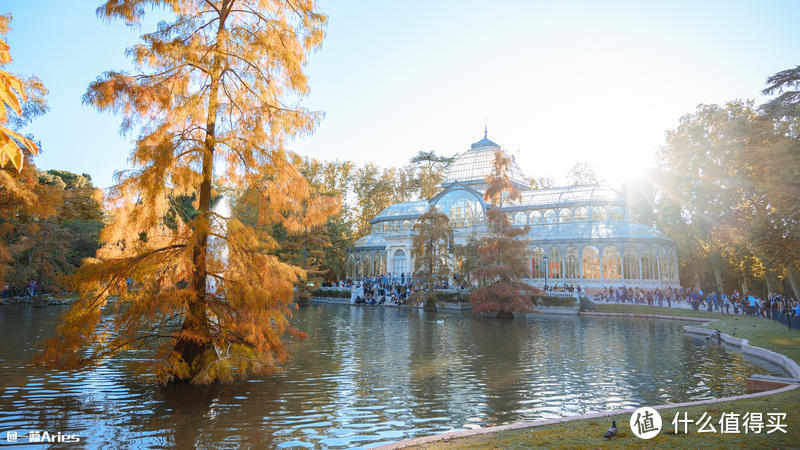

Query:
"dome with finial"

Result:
[[471, 123, 499, 149], [443, 126, 528, 190]]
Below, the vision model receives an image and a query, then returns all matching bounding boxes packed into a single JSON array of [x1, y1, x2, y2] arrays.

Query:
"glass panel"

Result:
[[623, 246, 639, 279], [574, 207, 588, 221], [548, 246, 561, 278], [558, 208, 572, 223], [531, 247, 545, 278], [543, 209, 556, 224], [514, 211, 527, 225], [434, 189, 485, 228], [582, 246, 601, 279], [564, 247, 579, 278], [610, 207, 624, 220], [592, 206, 607, 221], [529, 210, 542, 224], [603, 246, 621, 279], [445, 148, 528, 186], [640, 247, 658, 280]]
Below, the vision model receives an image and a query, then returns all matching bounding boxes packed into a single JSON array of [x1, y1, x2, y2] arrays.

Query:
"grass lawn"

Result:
[[412, 304, 800, 448]]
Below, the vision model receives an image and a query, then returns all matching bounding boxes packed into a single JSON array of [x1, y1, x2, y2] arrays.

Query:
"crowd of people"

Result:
[[322, 274, 418, 306], [1, 281, 39, 299], [597, 285, 800, 320], [320, 275, 800, 323]]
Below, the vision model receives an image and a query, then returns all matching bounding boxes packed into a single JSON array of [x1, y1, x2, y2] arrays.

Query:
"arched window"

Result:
[[623, 247, 639, 279], [548, 246, 561, 279], [402, 219, 412, 231], [559, 208, 572, 223], [592, 206, 607, 221], [660, 248, 670, 280], [582, 246, 601, 279], [363, 254, 371, 276], [531, 247, 545, 278], [392, 249, 406, 275], [603, 246, 621, 279], [574, 207, 588, 221], [529, 210, 542, 224], [564, 246, 580, 279], [543, 209, 556, 224], [610, 207, 624, 220], [434, 189, 485, 228], [640, 247, 658, 280], [513, 211, 527, 226], [392, 220, 401, 231]]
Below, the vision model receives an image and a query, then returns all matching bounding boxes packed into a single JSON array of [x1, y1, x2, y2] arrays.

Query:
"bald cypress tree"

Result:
[[469, 150, 535, 319], [39, 0, 337, 384], [411, 206, 451, 312]]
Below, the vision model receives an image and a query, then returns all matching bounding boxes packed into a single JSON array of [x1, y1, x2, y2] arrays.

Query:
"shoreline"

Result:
[[374, 310, 800, 449], [0, 295, 76, 306]]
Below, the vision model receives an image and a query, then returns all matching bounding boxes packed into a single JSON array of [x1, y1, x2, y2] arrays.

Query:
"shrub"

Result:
[[434, 291, 470, 303], [310, 288, 351, 299], [531, 295, 579, 308]]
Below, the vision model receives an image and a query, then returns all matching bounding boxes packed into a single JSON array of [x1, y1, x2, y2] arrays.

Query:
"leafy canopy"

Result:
[[39, 0, 335, 384]]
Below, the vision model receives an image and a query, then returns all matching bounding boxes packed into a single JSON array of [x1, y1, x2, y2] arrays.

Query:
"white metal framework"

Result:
[[347, 134, 680, 289]]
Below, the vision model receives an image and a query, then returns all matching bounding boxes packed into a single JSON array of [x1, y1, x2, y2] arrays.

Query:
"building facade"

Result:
[[346, 133, 680, 290]]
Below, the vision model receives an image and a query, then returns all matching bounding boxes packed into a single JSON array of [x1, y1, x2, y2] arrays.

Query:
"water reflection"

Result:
[[0, 304, 783, 448]]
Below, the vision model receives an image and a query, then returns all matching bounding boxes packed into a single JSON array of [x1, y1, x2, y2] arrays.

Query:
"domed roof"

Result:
[[470, 135, 499, 149], [443, 133, 527, 188]]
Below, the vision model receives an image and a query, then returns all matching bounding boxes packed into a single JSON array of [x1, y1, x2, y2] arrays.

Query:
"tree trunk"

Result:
[[496, 310, 513, 319], [712, 267, 724, 291], [741, 277, 749, 297], [787, 265, 800, 300], [174, 5, 230, 382], [693, 267, 702, 290], [423, 296, 437, 312], [765, 269, 780, 297]]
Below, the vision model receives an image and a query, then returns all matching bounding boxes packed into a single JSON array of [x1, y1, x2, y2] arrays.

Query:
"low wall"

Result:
[[683, 325, 800, 380]]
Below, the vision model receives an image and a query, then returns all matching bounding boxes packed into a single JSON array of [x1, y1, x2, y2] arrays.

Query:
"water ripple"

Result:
[[0, 305, 785, 448]]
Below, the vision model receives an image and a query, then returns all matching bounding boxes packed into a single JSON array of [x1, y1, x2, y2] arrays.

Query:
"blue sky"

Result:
[[4, 0, 799, 188]]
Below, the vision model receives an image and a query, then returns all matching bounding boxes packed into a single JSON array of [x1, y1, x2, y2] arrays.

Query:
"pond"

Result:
[[0, 304, 785, 448]]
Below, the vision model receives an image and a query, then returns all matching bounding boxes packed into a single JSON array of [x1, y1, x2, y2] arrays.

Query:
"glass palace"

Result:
[[347, 133, 679, 289]]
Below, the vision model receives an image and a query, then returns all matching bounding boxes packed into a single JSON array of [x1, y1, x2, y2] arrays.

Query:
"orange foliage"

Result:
[[0, 14, 39, 172], [38, 0, 333, 384], [469, 150, 535, 316]]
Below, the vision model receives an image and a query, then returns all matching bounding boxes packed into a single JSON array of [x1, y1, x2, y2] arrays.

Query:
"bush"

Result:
[[434, 291, 470, 303], [579, 296, 595, 312], [531, 295, 579, 307], [310, 288, 351, 299]]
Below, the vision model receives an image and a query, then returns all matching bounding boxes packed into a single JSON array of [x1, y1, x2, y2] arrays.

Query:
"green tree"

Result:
[[410, 150, 453, 199]]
